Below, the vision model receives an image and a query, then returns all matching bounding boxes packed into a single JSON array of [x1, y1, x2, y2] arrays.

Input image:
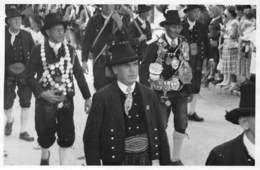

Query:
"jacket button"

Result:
[[110, 137, 114, 140], [128, 127, 132, 130], [154, 136, 158, 140], [111, 146, 115, 150], [155, 144, 158, 148], [155, 152, 159, 156], [154, 128, 158, 131], [128, 115, 132, 119], [136, 114, 139, 118], [136, 126, 140, 129], [110, 129, 114, 132], [248, 158, 252, 161], [112, 155, 115, 159]]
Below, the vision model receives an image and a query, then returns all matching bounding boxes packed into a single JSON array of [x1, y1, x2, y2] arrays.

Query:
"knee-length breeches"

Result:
[[4, 77, 32, 109], [35, 98, 75, 148], [159, 95, 188, 134]]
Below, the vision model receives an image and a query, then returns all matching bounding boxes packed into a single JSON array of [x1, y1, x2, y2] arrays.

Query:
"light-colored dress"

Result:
[[221, 19, 239, 75]]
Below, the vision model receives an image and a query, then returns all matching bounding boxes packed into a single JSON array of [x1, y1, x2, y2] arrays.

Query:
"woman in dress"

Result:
[[217, 6, 239, 89]]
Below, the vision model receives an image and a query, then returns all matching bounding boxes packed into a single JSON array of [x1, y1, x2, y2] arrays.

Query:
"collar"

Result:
[[243, 133, 255, 159], [48, 40, 62, 49], [8, 28, 20, 36], [48, 40, 62, 55], [117, 80, 136, 94], [165, 33, 178, 47], [187, 18, 196, 30]]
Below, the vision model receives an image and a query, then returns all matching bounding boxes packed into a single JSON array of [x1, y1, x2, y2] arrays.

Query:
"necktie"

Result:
[[124, 86, 133, 115]]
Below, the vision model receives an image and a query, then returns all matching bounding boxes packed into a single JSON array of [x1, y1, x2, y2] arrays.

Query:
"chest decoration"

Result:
[[148, 36, 192, 106], [39, 42, 74, 98]]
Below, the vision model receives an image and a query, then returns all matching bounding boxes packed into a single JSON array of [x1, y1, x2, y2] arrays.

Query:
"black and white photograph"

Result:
[[1, 0, 258, 167]]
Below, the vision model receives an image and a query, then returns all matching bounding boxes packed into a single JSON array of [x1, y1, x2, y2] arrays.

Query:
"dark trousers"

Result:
[[35, 97, 75, 148], [103, 150, 152, 165], [4, 76, 32, 109], [159, 94, 188, 134]]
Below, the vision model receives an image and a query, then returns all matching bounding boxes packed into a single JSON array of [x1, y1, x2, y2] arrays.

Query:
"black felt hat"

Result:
[[5, 8, 24, 23], [137, 5, 152, 14], [183, 5, 202, 13], [225, 78, 255, 124], [159, 10, 182, 27], [41, 13, 68, 37], [108, 41, 139, 66]]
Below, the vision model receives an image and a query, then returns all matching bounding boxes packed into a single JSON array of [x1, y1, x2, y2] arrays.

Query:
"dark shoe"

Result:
[[188, 112, 204, 122], [19, 132, 34, 142], [5, 120, 14, 136], [40, 151, 50, 165], [171, 160, 184, 165]]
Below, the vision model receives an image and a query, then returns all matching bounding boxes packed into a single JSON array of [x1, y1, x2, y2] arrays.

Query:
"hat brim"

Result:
[[225, 108, 255, 124], [41, 21, 69, 37], [137, 7, 152, 14], [184, 6, 202, 13], [108, 55, 140, 66], [5, 14, 24, 24], [159, 20, 182, 27]]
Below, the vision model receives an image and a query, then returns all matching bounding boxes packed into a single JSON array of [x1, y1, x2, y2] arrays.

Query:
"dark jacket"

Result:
[[206, 133, 255, 166], [208, 16, 223, 61], [128, 18, 152, 58], [180, 19, 210, 72], [83, 82, 171, 165], [81, 13, 129, 62], [26, 41, 91, 99], [5, 27, 34, 77]]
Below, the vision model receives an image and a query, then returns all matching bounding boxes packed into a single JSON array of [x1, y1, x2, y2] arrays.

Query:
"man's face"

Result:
[[8, 16, 22, 31], [187, 8, 201, 21], [102, 5, 115, 16], [247, 116, 255, 134], [46, 24, 65, 43], [165, 24, 183, 39], [239, 116, 255, 135], [112, 60, 139, 86], [140, 10, 150, 20]]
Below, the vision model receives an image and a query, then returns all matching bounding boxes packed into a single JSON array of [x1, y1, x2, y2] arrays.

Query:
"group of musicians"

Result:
[[4, 4, 255, 166]]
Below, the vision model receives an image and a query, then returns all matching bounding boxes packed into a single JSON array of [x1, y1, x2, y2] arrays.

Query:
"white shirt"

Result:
[[187, 18, 196, 30], [165, 33, 178, 47], [243, 133, 255, 159], [9, 28, 20, 45], [117, 81, 136, 94], [48, 41, 62, 55], [137, 16, 146, 29]]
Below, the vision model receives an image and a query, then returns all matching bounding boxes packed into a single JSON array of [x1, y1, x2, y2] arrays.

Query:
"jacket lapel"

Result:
[[138, 83, 153, 127], [110, 82, 125, 131]]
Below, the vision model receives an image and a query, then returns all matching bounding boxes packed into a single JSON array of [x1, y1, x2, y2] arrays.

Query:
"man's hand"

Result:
[[152, 159, 160, 165], [85, 98, 92, 114], [82, 61, 89, 74], [138, 34, 147, 42], [40, 90, 64, 103]]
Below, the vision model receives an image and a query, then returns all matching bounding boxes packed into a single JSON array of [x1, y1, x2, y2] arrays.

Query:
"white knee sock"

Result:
[[41, 148, 50, 160], [172, 131, 186, 161], [4, 108, 13, 123], [20, 107, 30, 133], [188, 94, 197, 115], [59, 147, 69, 165]]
